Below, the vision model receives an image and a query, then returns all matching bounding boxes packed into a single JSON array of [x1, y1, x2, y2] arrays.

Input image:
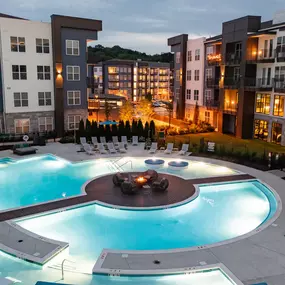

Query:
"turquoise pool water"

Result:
[[0, 154, 238, 211]]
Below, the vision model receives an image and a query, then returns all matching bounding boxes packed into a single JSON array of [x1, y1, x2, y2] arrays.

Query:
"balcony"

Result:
[[206, 78, 219, 88], [205, 99, 219, 109], [276, 46, 285, 62], [224, 77, 240, 89], [256, 78, 273, 91], [274, 78, 285, 93], [206, 54, 222, 66], [257, 49, 275, 63], [86, 77, 100, 88], [244, 77, 257, 90], [225, 53, 242, 65], [223, 101, 238, 114]]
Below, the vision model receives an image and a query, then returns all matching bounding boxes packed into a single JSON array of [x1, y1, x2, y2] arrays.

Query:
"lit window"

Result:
[[68, 115, 81, 130], [254, 120, 268, 141], [10, 36, 25, 52], [14, 119, 30, 134], [255, 94, 270, 114], [36, 38, 49, 53], [273, 95, 284, 117], [195, 49, 200, 60], [37, 65, 51, 80], [272, 122, 282, 144], [38, 117, 53, 132], [66, 40, 80, 56], [67, 66, 80, 81], [14, 92, 28, 107], [12, 65, 27, 80]]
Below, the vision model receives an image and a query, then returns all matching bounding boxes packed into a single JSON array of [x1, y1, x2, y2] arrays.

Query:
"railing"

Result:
[[244, 77, 257, 88], [206, 78, 219, 88], [86, 77, 100, 88], [205, 99, 219, 108], [276, 46, 285, 62], [224, 77, 240, 89], [206, 54, 222, 66], [256, 78, 273, 90], [274, 78, 285, 93], [225, 53, 242, 65], [257, 49, 275, 62]]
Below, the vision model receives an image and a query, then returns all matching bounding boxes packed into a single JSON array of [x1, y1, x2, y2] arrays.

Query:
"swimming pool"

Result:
[[0, 154, 238, 211]]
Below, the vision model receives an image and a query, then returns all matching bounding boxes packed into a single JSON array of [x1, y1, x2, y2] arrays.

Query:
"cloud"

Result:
[[123, 16, 168, 28]]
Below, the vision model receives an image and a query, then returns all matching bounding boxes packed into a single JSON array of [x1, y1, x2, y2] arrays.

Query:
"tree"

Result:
[[145, 92, 152, 102], [98, 124, 104, 138], [105, 124, 111, 141], [144, 122, 150, 138], [104, 100, 112, 121], [118, 120, 125, 137], [149, 120, 156, 139], [131, 119, 138, 136], [111, 124, 118, 137], [136, 99, 154, 122], [125, 120, 131, 139], [76, 119, 85, 143], [91, 120, 98, 137], [119, 100, 134, 122], [137, 119, 144, 138], [165, 101, 173, 128], [193, 101, 200, 125], [85, 119, 92, 140]]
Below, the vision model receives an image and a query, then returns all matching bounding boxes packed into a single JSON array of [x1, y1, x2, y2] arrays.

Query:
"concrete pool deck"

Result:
[[0, 142, 285, 285]]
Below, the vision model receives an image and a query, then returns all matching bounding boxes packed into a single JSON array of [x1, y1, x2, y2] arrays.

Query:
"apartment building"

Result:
[[0, 13, 102, 136], [87, 62, 103, 96], [102, 59, 170, 101]]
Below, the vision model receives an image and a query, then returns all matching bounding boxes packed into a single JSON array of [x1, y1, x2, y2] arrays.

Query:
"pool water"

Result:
[[0, 154, 238, 211]]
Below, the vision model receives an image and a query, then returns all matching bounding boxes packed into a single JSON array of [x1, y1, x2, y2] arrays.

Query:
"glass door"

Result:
[[269, 39, 273, 58], [267, 68, 271, 86], [264, 40, 268, 58], [272, 122, 282, 144]]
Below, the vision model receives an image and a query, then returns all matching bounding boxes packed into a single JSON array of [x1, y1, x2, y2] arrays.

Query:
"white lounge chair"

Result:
[[164, 143, 174, 154], [80, 137, 87, 145], [100, 137, 107, 146], [121, 136, 128, 147], [107, 142, 117, 154], [91, 137, 98, 148], [178, 144, 189, 155], [112, 136, 119, 147], [82, 143, 96, 155], [118, 142, 127, 153], [98, 143, 108, 154], [132, 136, 138, 146], [149, 142, 158, 154]]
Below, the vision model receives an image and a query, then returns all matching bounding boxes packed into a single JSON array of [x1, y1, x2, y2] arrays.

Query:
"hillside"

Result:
[[87, 45, 173, 63]]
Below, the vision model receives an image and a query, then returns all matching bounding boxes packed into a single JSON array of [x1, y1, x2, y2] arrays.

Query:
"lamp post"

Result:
[[95, 95, 99, 122]]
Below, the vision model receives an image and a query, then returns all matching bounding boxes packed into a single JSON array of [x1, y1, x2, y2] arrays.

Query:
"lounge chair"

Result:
[[118, 142, 127, 153], [112, 172, 126, 186], [80, 137, 87, 145], [149, 142, 158, 154], [164, 143, 174, 154], [178, 144, 189, 155], [107, 142, 117, 154], [132, 136, 139, 146], [112, 136, 120, 148], [98, 143, 108, 154], [13, 144, 37, 156], [82, 143, 96, 155], [152, 178, 169, 192], [121, 136, 128, 147], [100, 137, 107, 146], [121, 180, 138, 194], [91, 137, 98, 148], [142, 169, 158, 182]]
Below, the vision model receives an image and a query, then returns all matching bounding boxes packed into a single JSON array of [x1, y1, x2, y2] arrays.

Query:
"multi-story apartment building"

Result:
[[87, 62, 103, 96], [102, 59, 171, 101], [0, 13, 102, 136]]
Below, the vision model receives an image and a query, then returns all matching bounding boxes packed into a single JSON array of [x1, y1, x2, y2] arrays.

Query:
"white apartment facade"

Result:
[[254, 12, 285, 145], [0, 16, 54, 134], [185, 37, 207, 122]]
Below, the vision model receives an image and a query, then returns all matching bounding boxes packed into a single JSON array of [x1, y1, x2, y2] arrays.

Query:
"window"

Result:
[[234, 67, 240, 81], [205, 111, 210, 123], [272, 122, 282, 144], [12, 65, 27, 80], [275, 66, 285, 81], [37, 66, 51, 80], [255, 94, 270, 114], [205, 90, 212, 101], [206, 46, 214, 55], [38, 117, 53, 132], [186, 70, 191, 81], [254, 120, 269, 141], [68, 115, 81, 130], [94, 68, 97, 72], [187, 51, 192, 61], [176, 70, 180, 81], [235, 42, 242, 57], [273, 95, 284, 116], [194, 90, 199, 101], [277, 36, 285, 52], [67, 91, 81, 105], [15, 119, 29, 134], [194, 70, 199, 81], [36, 38, 49, 53], [176, 52, 180, 64], [195, 49, 200, 60], [205, 69, 212, 80], [66, 40, 79, 56], [10, 36, 25, 52], [186, 89, 191, 100], [67, 66, 80, 81], [38, 92, 52, 106], [14, 92, 28, 107]]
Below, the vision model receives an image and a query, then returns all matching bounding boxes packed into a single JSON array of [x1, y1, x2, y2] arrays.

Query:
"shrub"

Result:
[[59, 136, 75, 144]]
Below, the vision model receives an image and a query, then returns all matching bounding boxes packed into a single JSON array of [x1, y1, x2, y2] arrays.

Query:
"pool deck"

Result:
[[1, 142, 285, 285]]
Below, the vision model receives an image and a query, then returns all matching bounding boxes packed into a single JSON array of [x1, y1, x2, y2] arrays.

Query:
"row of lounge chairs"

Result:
[[80, 136, 138, 148], [149, 143, 190, 156]]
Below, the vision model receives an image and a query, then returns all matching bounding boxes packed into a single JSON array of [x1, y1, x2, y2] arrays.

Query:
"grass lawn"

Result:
[[166, 132, 285, 155]]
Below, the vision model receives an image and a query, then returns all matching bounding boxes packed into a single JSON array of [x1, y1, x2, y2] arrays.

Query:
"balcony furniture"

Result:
[[142, 169, 158, 183], [121, 136, 128, 147], [152, 178, 169, 192], [121, 180, 138, 195], [164, 143, 174, 154], [112, 172, 126, 186]]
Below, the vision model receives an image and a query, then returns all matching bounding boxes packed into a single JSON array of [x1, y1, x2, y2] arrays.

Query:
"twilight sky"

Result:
[[2, 0, 283, 54]]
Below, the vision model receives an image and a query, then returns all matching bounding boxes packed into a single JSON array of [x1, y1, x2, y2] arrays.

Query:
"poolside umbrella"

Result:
[[99, 120, 118, 126]]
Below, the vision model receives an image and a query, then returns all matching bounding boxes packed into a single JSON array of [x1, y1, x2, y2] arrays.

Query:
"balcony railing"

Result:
[[206, 78, 219, 88], [206, 54, 222, 66], [274, 78, 285, 93], [244, 77, 257, 89], [205, 99, 219, 109], [276, 46, 285, 62], [86, 77, 100, 88], [256, 78, 273, 91], [225, 53, 242, 65], [257, 49, 275, 63], [224, 101, 238, 113], [224, 77, 240, 89]]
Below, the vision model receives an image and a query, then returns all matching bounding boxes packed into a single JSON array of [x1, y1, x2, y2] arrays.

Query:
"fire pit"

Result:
[[135, 176, 148, 187]]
